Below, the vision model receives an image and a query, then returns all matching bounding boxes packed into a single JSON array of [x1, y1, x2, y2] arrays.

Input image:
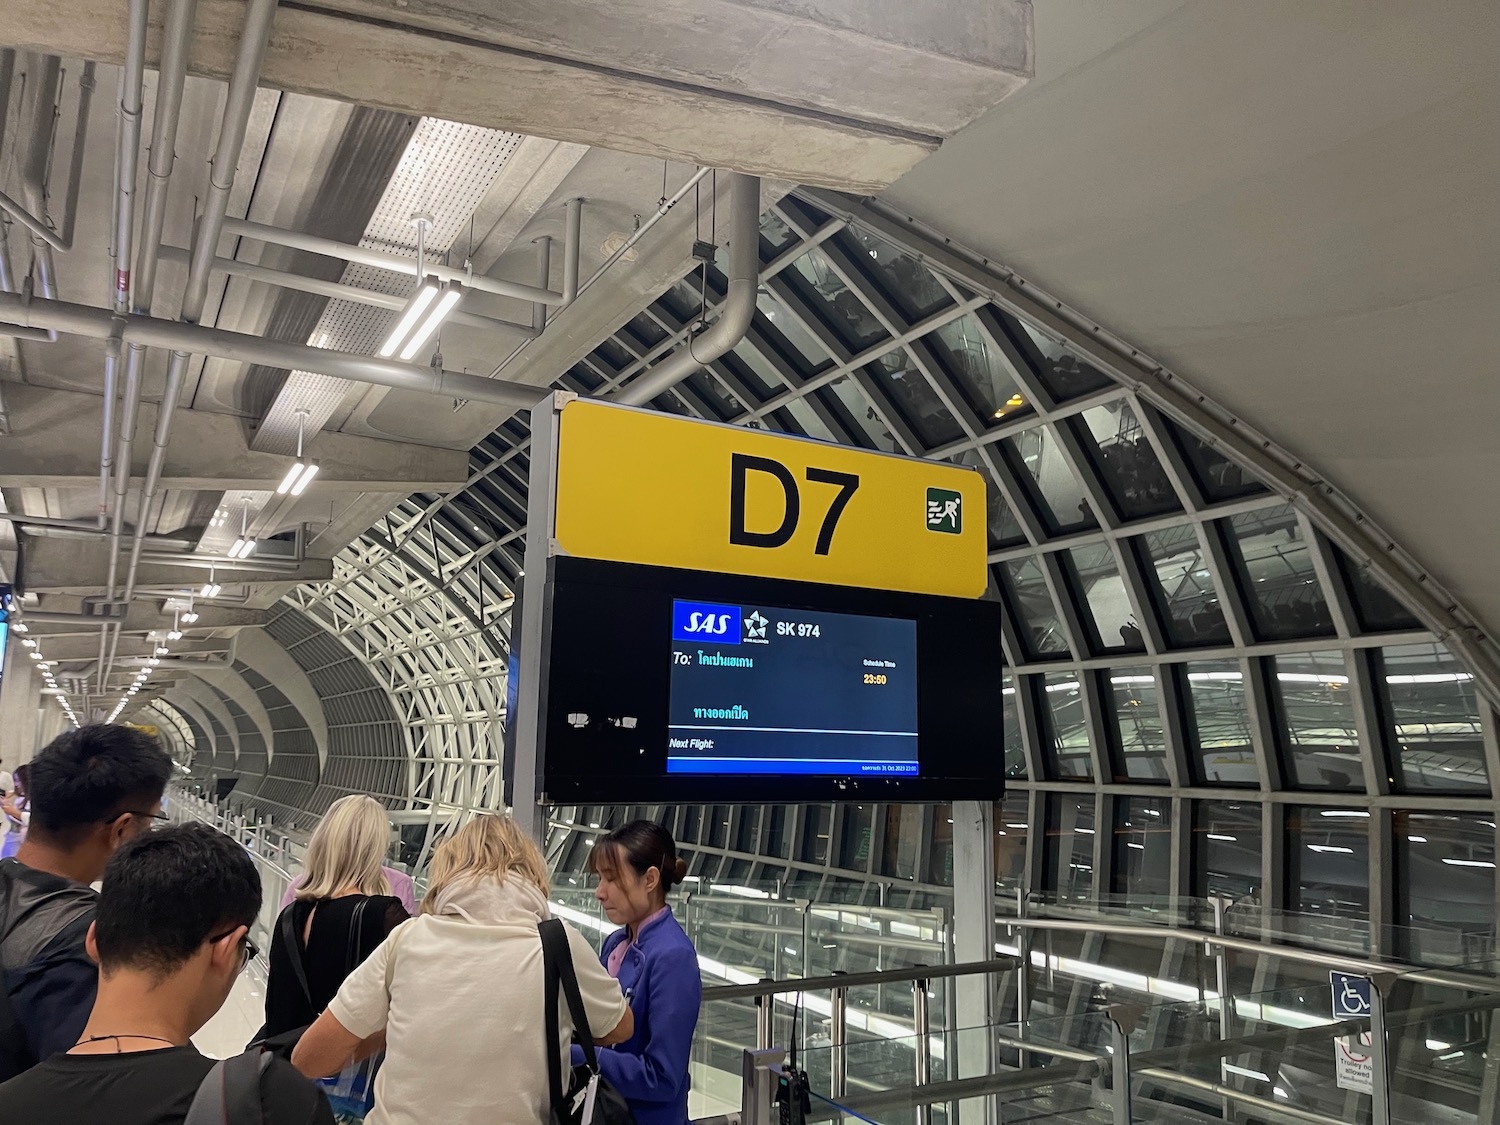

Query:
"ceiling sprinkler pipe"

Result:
[[154, 246, 539, 336], [0, 294, 549, 410], [221, 217, 568, 306], [132, 0, 197, 311], [613, 173, 761, 406], [562, 197, 582, 306]]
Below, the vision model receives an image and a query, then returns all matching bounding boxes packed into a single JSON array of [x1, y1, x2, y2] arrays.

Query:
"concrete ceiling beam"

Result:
[[0, 0, 1032, 192], [22, 537, 334, 592], [0, 384, 468, 492]]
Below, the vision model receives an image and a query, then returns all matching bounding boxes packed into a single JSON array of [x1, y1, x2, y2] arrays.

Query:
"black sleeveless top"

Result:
[[263, 894, 407, 1037]]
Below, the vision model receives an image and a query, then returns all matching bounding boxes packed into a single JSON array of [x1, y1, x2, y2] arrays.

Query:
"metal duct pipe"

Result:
[[155, 245, 539, 336], [0, 511, 119, 530], [104, 0, 180, 688], [132, 0, 196, 309], [0, 294, 549, 409], [221, 217, 568, 305], [0, 223, 53, 342], [0, 54, 91, 253], [24, 606, 128, 623], [57, 63, 95, 251], [562, 197, 582, 305], [137, 551, 308, 573], [482, 167, 711, 383], [14, 53, 62, 339], [614, 173, 760, 406], [121, 635, 239, 668], [531, 236, 551, 335], [121, 0, 278, 615], [0, 49, 12, 155]]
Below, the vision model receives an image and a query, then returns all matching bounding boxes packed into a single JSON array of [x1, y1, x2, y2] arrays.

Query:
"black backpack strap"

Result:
[[184, 1049, 274, 1125], [278, 905, 314, 1009], [0, 866, 36, 1078], [539, 917, 600, 1073]]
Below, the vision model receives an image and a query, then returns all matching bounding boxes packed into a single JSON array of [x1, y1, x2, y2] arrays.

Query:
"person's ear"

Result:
[[209, 925, 247, 975], [643, 867, 661, 896], [85, 920, 101, 964], [106, 813, 135, 853]]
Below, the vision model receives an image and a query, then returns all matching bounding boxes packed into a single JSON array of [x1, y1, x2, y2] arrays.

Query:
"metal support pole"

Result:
[[913, 977, 932, 1125], [1106, 1005, 1141, 1125], [1369, 973, 1396, 1125], [756, 989, 774, 1051], [562, 197, 582, 305], [830, 983, 848, 1104], [1015, 890, 1031, 1071], [1211, 895, 1234, 1124], [951, 801, 996, 1125], [532, 236, 551, 335]]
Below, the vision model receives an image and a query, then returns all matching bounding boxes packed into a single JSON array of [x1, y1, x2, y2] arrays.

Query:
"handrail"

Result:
[[999, 913, 1500, 993], [702, 957, 1018, 1002]]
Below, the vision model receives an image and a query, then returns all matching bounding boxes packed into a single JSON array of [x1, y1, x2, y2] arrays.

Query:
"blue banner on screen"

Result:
[[671, 601, 742, 645], [667, 599, 918, 776]]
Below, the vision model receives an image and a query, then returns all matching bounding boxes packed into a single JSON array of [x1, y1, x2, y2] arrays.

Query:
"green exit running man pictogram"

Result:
[[926, 488, 962, 534]]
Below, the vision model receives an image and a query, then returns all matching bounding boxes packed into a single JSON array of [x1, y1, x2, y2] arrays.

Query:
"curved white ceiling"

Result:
[[882, 0, 1500, 640]]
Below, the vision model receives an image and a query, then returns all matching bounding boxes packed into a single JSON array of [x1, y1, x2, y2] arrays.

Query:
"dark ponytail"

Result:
[[588, 820, 686, 894]]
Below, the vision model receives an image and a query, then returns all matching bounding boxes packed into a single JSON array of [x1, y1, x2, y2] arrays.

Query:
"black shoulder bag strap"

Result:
[[278, 905, 314, 1009], [540, 918, 601, 1072], [183, 1049, 274, 1125]]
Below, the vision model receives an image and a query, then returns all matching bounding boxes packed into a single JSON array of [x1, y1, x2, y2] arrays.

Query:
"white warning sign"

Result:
[[1335, 1032, 1374, 1094]]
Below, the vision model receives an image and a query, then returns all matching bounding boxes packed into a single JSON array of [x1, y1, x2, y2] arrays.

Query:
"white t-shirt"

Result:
[[331, 901, 627, 1125]]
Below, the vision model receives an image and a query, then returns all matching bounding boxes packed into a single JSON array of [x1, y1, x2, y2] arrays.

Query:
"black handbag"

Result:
[[539, 918, 636, 1125]]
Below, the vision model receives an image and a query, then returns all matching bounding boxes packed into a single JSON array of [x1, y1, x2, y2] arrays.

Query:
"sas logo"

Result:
[[672, 601, 742, 644]]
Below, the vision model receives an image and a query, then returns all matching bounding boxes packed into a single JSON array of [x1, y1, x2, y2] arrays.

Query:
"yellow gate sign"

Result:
[[553, 399, 987, 599]]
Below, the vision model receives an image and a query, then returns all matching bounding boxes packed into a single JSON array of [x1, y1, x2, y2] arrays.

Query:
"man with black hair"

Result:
[[0, 724, 174, 1079], [0, 822, 334, 1124]]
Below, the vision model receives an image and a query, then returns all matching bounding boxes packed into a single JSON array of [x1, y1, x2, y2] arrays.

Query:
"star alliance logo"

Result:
[[744, 611, 768, 641]]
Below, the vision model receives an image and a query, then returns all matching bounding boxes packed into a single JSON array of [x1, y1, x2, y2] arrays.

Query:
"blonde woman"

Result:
[[263, 796, 410, 1041], [293, 814, 633, 1125]]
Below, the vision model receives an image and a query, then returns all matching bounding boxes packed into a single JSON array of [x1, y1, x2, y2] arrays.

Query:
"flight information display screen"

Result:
[[667, 600, 918, 776]]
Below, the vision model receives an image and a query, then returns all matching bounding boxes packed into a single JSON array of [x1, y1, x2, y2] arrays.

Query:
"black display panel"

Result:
[[538, 556, 1004, 803], [667, 599, 919, 777]]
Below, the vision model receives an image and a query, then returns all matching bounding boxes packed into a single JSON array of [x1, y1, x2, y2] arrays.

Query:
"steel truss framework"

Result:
[[192, 189, 1497, 966]]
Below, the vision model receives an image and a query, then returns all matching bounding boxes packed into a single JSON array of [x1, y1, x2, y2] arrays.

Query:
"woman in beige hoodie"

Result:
[[293, 814, 633, 1125]]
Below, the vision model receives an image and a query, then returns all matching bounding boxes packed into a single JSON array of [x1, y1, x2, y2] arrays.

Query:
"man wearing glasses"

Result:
[[0, 822, 333, 1123], [0, 724, 173, 1080]]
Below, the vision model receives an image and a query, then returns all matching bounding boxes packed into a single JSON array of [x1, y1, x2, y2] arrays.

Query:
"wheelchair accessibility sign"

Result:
[[1330, 972, 1374, 1094]]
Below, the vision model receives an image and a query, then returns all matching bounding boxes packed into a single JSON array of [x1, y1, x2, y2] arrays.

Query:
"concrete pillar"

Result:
[[0, 638, 44, 767]]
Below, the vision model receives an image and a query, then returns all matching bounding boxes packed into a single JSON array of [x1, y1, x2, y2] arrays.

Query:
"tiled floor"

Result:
[[193, 964, 266, 1059], [193, 963, 742, 1119]]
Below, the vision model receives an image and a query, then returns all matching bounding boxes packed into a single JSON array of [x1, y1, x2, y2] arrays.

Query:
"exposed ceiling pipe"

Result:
[[121, 634, 238, 668], [562, 197, 582, 306], [109, 0, 277, 696], [0, 53, 28, 350], [14, 54, 62, 339], [154, 245, 539, 337], [481, 167, 712, 384], [102, 0, 177, 692], [24, 605, 128, 623], [221, 217, 571, 306], [613, 173, 761, 406], [0, 294, 550, 409], [57, 64, 95, 252], [0, 56, 94, 258], [0, 223, 52, 342]]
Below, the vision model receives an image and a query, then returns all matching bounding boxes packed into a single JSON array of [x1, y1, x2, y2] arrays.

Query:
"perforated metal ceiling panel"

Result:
[[254, 120, 525, 455]]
